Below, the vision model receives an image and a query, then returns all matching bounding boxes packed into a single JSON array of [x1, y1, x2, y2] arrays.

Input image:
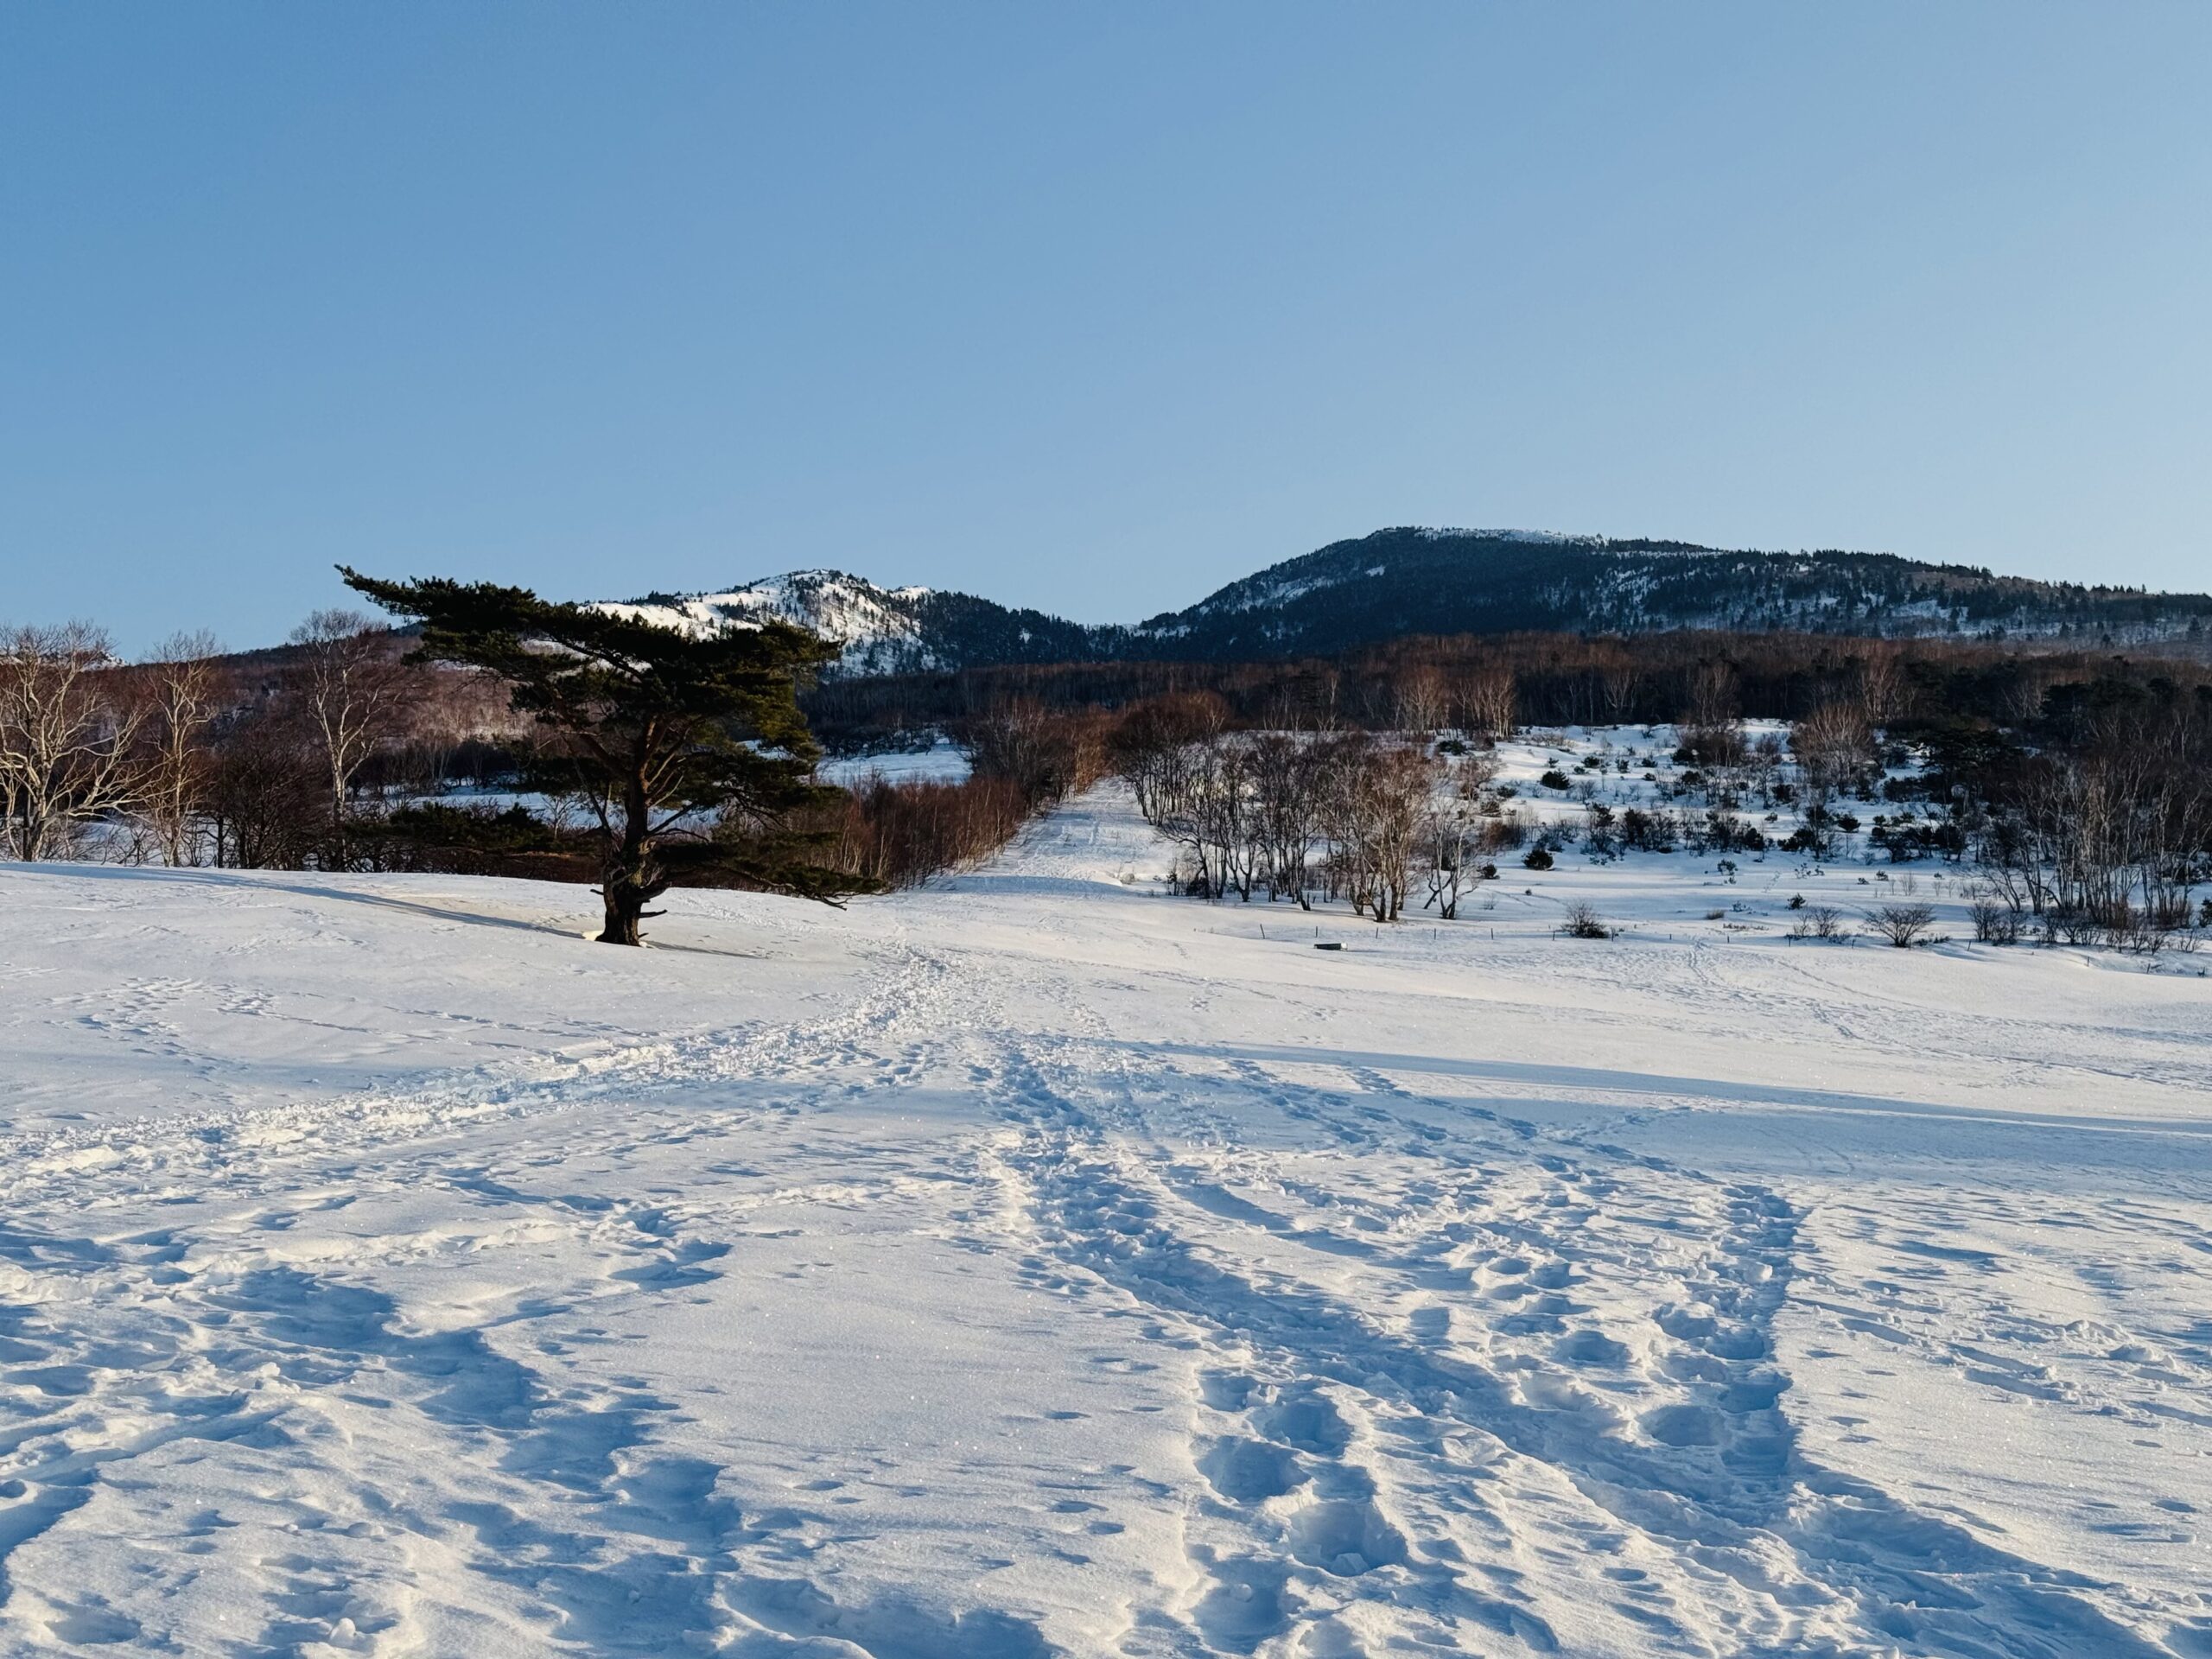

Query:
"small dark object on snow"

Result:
[[1314, 940, 1344, 950]]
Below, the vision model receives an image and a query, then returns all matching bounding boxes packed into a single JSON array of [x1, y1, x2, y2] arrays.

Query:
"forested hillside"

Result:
[[612, 530, 2212, 677]]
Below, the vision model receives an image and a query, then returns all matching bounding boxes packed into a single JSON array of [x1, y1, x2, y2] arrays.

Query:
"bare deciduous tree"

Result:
[[1687, 660, 1739, 732], [1785, 903, 1848, 941], [1145, 733, 1249, 900], [1600, 659, 1641, 724], [1459, 665, 1516, 741], [1109, 693, 1228, 825], [1960, 880, 2023, 944], [203, 709, 323, 870], [138, 630, 225, 866], [1248, 731, 1328, 906], [1325, 741, 1436, 921], [1558, 900, 1611, 939], [1393, 666, 1451, 736], [288, 609, 404, 840], [961, 701, 1102, 807], [1421, 755, 1494, 919], [1863, 902, 1936, 947], [1855, 646, 1906, 728], [1793, 702, 1876, 806], [0, 623, 147, 861]]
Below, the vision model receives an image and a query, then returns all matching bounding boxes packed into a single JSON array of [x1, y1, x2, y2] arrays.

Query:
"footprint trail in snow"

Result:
[[0, 788, 2207, 1656]]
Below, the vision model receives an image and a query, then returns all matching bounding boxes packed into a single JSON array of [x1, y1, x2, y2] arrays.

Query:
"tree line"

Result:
[[7, 598, 2207, 951], [0, 588, 1096, 942], [0, 613, 483, 869], [802, 628, 2210, 747]]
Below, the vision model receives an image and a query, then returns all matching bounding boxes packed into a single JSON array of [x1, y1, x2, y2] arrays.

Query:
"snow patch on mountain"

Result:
[[597, 570, 948, 675]]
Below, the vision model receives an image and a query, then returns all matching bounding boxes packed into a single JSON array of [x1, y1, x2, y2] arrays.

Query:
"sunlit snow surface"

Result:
[[815, 739, 972, 787], [594, 571, 948, 677], [1, 770, 2209, 1656]]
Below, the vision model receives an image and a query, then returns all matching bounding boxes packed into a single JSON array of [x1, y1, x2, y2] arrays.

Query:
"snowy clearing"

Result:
[[0, 782, 2208, 1657], [816, 739, 973, 788]]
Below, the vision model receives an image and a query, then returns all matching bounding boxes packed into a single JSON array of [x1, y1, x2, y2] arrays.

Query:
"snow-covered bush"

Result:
[[1558, 900, 1611, 938], [1864, 903, 1937, 947]]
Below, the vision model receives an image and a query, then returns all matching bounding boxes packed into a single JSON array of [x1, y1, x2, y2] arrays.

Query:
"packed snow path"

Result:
[[0, 787, 2208, 1656]]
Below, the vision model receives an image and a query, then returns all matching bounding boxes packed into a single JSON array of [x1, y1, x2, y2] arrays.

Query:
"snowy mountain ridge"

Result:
[[599, 567, 1107, 677], [596, 528, 2212, 676]]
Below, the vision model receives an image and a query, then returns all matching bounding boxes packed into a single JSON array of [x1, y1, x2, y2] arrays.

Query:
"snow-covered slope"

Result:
[[2, 785, 2208, 1656], [596, 569, 948, 677], [598, 569, 1116, 677]]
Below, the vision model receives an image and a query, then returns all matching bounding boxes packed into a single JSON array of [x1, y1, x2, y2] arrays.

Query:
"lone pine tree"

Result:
[[341, 568, 857, 944]]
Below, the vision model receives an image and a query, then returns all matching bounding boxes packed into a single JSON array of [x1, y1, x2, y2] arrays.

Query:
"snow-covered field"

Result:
[[816, 739, 972, 788], [2, 779, 2209, 1657]]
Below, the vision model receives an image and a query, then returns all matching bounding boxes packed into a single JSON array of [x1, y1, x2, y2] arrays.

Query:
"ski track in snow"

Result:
[[0, 785, 2208, 1656]]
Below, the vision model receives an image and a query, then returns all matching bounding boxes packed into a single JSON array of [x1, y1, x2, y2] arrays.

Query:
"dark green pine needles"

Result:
[[341, 567, 866, 944]]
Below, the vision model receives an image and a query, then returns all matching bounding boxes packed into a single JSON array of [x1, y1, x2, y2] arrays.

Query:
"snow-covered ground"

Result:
[[1, 779, 2209, 1657], [816, 739, 972, 788]]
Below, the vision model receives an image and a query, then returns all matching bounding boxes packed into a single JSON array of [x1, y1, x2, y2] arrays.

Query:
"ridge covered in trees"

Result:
[[605, 530, 2212, 677]]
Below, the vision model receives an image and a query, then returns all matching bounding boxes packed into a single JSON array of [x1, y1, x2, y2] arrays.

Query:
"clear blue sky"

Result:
[[3, 3, 2207, 653]]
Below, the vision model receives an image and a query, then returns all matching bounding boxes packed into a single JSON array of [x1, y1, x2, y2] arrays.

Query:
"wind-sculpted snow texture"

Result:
[[0, 788, 2208, 1656]]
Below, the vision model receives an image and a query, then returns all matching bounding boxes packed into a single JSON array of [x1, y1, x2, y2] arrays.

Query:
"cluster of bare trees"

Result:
[[1388, 663, 1516, 741], [0, 613, 514, 869], [1972, 705, 2212, 950], [1792, 702, 1879, 805], [957, 702, 1110, 808], [818, 775, 1035, 891], [806, 624, 1988, 753], [810, 704, 1115, 891], [0, 625, 150, 861], [1113, 709, 1505, 920]]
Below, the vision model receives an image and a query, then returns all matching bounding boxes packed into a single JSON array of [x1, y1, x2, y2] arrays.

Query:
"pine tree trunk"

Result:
[[596, 770, 656, 945], [599, 878, 646, 946]]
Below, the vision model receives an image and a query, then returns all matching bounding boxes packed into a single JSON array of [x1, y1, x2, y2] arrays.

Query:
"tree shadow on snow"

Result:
[[0, 862, 583, 941], [1122, 1039, 2212, 1144]]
